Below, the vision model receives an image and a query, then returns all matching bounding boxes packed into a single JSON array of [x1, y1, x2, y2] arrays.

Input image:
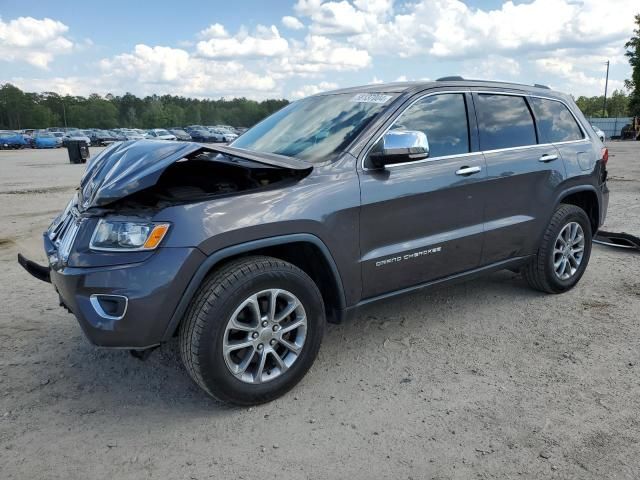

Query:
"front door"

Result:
[[359, 92, 487, 299]]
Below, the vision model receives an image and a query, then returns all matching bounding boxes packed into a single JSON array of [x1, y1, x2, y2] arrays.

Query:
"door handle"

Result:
[[539, 153, 558, 162], [455, 166, 481, 176]]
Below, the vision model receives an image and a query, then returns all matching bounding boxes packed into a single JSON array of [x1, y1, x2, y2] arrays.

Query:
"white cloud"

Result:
[[196, 25, 288, 59], [96, 44, 278, 98], [295, 0, 392, 35], [290, 81, 339, 98], [0, 16, 73, 68], [198, 23, 229, 39], [342, 0, 638, 59], [282, 16, 304, 30], [462, 55, 521, 80], [534, 56, 626, 96], [272, 34, 371, 75]]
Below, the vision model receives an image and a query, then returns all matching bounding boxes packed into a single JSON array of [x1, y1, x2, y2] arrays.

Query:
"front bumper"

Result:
[[22, 238, 205, 348]]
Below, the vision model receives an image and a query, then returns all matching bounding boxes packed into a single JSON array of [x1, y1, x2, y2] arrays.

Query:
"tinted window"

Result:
[[529, 97, 584, 143], [391, 93, 469, 158], [476, 94, 537, 150]]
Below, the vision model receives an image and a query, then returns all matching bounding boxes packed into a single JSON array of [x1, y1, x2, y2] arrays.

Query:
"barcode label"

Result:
[[350, 93, 393, 104]]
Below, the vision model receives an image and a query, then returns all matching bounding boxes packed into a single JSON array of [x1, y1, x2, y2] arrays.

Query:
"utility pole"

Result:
[[62, 101, 67, 128], [602, 60, 609, 117]]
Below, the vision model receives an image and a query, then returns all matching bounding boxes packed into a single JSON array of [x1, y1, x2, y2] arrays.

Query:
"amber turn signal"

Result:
[[143, 224, 170, 249]]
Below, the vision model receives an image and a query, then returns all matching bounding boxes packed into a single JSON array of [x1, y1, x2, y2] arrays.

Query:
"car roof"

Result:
[[316, 78, 566, 99]]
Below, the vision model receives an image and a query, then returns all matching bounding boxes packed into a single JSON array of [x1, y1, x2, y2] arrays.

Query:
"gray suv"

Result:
[[19, 78, 609, 405]]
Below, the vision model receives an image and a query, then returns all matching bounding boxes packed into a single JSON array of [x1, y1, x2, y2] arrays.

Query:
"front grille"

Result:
[[48, 197, 82, 263]]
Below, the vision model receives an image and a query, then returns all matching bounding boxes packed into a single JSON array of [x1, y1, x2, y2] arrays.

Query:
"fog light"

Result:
[[90, 294, 128, 320]]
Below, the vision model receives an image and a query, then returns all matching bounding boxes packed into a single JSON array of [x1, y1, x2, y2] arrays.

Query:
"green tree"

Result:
[[626, 14, 640, 116]]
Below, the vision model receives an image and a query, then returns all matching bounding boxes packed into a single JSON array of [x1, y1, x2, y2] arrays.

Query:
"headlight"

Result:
[[90, 220, 170, 251]]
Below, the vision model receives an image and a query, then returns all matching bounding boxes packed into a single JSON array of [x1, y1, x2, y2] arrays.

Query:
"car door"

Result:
[[358, 91, 487, 299], [528, 96, 593, 179], [474, 92, 567, 265]]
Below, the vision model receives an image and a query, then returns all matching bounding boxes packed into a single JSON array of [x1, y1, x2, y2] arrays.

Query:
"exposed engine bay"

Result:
[[76, 140, 313, 213], [113, 152, 306, 209]]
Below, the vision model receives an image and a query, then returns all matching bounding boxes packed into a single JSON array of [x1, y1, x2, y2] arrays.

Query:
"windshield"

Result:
[[37, 133, 54, 138], [156, 129, 170, 135], [232, 92, 395, 162]]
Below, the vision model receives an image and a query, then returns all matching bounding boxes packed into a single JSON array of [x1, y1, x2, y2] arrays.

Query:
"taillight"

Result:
[[601, 147, 608, 165]]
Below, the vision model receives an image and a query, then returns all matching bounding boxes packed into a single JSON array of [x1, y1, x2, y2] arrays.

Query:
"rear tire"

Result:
[[523, 204, 592, 293], [179, 256, 325, 405]]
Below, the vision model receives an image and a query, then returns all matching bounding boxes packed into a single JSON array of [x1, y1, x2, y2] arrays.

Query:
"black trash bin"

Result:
[[67, 140, 90, 164]]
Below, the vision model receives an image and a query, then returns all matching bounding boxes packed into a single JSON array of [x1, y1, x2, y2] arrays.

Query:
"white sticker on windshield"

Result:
[[350, 93, 393, 104]]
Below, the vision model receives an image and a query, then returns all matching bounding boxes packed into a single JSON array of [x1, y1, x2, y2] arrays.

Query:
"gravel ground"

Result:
[[1, 143, 639, 479]]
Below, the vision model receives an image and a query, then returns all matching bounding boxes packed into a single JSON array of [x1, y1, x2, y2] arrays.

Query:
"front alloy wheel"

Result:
[[222, 289, 307, 384], [179, 256, 325, 405]]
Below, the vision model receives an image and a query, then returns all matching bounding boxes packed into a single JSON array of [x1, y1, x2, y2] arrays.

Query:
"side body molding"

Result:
[[161, 233, 346, 341]]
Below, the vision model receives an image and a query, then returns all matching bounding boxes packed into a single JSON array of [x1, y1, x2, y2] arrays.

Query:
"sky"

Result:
[[0, 0, 636, 100]]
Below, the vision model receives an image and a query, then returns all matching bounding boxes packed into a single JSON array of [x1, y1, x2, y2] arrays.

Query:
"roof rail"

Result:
[[436, 76, 465, 81], [436, 76, 551, 90]]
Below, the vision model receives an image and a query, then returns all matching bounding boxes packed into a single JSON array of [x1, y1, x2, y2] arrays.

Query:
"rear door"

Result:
[[358, 91, 487, 299], [528, 96, 593, 177], [474, 92, 566, 265]]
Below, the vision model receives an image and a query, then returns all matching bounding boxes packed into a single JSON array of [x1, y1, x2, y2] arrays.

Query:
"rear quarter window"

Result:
[[475, 94, 537, 151], [529, 97, 584, 143]]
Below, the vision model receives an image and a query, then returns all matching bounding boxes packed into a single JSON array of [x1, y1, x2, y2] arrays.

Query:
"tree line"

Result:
[[574, 89, 632, 118], [0, 83, 289, 130]]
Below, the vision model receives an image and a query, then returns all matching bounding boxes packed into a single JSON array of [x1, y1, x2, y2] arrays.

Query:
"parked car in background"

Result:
[[108, 130, 127, 141], [134, 129, 150, 138], [63, 129, 91, 146], [592, 125, 606, 142], [87, 129, 117, 146], [20, 131, 35, 147], [147, 129, 177, 141], [208, 127, 238, 143], [52, 132, 66, 147], [0, 130, 27, 149], [119, 129, 146, 141], [33, 132, 59, 149], [185, 127, 217, 143], [169, 128, 192, 141]]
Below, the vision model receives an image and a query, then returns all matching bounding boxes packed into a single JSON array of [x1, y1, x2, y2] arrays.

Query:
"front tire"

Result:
[[179, 256, 325, 405], [523, 204, 592, 293]]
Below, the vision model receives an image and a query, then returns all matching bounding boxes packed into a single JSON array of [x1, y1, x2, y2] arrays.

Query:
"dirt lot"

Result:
[[1, 143, 639, 479]]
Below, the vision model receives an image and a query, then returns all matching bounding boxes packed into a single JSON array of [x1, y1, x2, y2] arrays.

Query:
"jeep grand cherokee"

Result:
[[19, 78, 609, 405]]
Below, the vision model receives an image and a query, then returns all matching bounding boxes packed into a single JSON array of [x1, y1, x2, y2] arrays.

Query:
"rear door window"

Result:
[[390, 93, 470, 158], [529, 97, 584, 143], [475, 94, 537, 151]]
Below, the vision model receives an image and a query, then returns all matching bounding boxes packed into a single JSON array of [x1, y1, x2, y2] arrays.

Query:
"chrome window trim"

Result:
[[360, 89, 590, 171]]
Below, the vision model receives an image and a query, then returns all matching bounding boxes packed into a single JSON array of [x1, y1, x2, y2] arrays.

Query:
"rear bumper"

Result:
[[46, 244, 206, 348]]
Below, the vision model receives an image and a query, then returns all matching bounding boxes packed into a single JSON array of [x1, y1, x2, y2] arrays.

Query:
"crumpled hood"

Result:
[[78, 140, 312, 210]]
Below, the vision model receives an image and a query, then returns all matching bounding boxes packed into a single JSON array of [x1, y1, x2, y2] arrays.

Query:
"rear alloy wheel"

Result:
[[552, 222, 585, 281], [179, 256, 325, 405], [524, 204, 592, 293]]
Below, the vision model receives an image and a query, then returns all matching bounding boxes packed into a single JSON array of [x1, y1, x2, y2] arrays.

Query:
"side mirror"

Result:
[[368, 130, 429, 169]]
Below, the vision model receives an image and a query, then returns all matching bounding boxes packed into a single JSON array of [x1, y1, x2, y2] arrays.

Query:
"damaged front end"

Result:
[[18, 140, 313, 348], [78, 140, 313, 211]]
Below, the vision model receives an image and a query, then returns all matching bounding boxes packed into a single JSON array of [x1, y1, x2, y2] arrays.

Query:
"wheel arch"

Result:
[[556, 186, 600, 233], [161, 234, 347, 342]]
